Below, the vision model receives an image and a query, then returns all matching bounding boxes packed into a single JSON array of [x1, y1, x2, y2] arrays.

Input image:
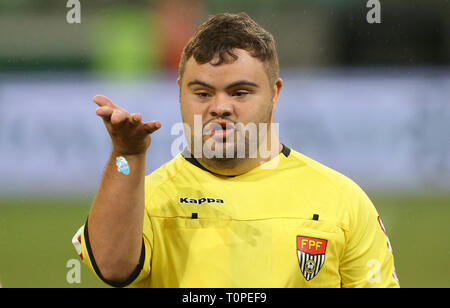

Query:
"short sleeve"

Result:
[[72, 210, 153, 288], [339, 187, 400, 288]]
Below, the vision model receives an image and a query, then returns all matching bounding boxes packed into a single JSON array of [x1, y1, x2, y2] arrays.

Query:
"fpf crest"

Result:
[[297, 236, 328, 281]]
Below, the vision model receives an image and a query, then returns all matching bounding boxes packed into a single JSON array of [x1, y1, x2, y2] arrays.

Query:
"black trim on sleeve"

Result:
[[83, 218, 146, 288]]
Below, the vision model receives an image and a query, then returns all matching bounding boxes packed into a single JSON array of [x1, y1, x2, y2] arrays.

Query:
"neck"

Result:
[[196, 139, 282, 177]]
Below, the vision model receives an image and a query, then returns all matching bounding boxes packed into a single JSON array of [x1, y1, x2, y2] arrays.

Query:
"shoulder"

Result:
[[144, 153, 187, 195], [287, 149, 376, 222], [288, 149, 363, 195]]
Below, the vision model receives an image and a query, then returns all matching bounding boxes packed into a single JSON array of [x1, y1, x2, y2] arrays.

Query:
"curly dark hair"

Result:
[[179, 13, 279, 84]]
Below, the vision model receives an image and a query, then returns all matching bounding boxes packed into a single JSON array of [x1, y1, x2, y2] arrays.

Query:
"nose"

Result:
[[209, 94, 233, 118]]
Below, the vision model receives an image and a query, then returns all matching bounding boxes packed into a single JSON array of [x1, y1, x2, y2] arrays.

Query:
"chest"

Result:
[[148, 181, 346, 287]]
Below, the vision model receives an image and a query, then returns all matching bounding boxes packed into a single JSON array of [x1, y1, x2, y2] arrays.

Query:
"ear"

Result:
[[271, 77, 283, 113], [177, 76, 182, 89]]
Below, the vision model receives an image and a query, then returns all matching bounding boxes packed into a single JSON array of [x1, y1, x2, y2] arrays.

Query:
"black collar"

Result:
[[281, 143, 291, 158], [181, 144, 291, 177]]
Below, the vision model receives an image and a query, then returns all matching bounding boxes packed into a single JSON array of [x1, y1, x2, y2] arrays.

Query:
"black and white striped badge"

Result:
[[297, 236, 328, 281]]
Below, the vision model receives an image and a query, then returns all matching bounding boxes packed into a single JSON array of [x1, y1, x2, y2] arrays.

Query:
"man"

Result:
[[72, 13, 399, 288]]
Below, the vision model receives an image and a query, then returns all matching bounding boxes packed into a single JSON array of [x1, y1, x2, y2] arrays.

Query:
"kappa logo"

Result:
[[179, 197, 225, 205], [297, 236, 328, 281]]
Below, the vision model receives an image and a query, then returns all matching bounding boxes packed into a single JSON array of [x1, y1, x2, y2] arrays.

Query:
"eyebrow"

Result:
[[187, 79, 259, 89]]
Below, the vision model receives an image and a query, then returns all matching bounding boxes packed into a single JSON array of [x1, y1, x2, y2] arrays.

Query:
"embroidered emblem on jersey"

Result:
[[377, 216, 400, 283], [297, 236, 327, 281], [72, 225, 84, 260]]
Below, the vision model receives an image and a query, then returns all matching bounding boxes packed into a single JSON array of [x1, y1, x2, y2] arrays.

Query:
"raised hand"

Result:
[[93, 95, 161, 156]]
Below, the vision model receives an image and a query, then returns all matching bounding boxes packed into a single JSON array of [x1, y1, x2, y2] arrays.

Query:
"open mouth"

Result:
[[207, 121, 235, 139]]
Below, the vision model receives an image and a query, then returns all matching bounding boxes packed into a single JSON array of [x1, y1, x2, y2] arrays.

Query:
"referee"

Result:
[[73, 13, 399, 288]]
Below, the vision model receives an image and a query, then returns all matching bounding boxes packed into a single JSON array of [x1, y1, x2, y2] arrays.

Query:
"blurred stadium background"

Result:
[[0, 0, 449, 288]]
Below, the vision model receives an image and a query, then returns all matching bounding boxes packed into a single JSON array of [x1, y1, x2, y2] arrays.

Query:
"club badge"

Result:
[[297, 236, 328, 281]]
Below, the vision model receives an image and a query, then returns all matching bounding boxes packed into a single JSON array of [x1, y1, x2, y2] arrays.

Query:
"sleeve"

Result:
[[71, 210, 153, 288], [339, 186, 400, 288]]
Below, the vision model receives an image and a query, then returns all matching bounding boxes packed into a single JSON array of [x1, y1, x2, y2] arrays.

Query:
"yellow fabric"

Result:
[[78, 148, 399, 288]]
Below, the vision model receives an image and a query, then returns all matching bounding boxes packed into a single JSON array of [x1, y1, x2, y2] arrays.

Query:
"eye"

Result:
[[195, 92, 211, 98], [232, 90, 250, 97]]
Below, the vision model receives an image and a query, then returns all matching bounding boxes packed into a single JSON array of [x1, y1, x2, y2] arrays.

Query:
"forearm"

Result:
[[87, 151, 146, 282]]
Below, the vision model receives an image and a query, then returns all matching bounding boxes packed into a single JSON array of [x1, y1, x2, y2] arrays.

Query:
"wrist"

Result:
[[111, 150, 147, 160]]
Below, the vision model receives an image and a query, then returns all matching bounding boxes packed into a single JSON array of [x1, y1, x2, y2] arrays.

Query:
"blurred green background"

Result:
[[1, 0, 449, 288]]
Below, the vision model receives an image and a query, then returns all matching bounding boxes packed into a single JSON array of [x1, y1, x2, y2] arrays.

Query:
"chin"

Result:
[[206, 141, 236, 159]]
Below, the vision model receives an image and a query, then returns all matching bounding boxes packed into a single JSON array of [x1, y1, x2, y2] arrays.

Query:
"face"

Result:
[[178, 48, 282, 161]]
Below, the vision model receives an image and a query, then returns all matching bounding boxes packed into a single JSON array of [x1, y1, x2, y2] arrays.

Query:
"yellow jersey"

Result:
[[73, 145, 399, 288]]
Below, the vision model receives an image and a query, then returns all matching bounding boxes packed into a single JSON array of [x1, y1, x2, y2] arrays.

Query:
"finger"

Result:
[[96, 106, 114, 119], [142, 121, 161, 134], [111, 109, 129, 125], [93, 95, 116, 108], [129, 113, 142, 126]]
